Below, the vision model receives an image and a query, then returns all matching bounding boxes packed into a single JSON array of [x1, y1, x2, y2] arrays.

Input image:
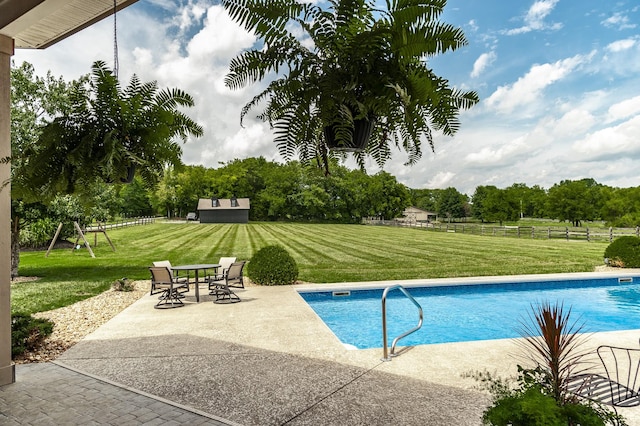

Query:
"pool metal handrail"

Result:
[[381, 285, 423, 361]]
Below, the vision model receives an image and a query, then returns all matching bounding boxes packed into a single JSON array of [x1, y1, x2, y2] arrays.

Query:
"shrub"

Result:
[[477, 367, 622, 426], [11, 313, 54, 358], [604, 236, 640, 268], [248, 245, 298, 286], [19, 218, 58, 248]]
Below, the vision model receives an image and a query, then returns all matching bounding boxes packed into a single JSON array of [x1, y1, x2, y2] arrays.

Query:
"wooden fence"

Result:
[[362, 219, 640, 243], [85, 216, 158, 232]]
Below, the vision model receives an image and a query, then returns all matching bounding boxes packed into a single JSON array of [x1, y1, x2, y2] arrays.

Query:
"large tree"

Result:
[[437, 187, 467, 221], [600, 186, 640, 227], [546, 178, 603, 226], [410, 188, 440, 213]]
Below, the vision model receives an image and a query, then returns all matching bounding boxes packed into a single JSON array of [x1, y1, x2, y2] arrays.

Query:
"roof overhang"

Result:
[[0, 0, 139, 49]]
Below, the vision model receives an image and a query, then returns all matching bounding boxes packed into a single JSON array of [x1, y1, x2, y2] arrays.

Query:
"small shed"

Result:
[[402, 206, 437, 223], [197, 197, 251, 224]]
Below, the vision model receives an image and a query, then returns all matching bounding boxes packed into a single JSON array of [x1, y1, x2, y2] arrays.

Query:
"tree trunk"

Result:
[[10, 215, 19, 279]]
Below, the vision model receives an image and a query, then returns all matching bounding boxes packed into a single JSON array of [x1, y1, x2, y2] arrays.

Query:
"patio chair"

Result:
[[208, 261, 246, 303], [224, 260, 246, 289], [213, 257, 236, 280], [149, 266, 189, 309], [152, 260, 189, 291], [567, 344, 640, 413]]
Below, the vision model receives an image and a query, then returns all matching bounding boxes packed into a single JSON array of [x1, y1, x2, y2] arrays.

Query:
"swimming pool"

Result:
[[298, 275, 640, 349]]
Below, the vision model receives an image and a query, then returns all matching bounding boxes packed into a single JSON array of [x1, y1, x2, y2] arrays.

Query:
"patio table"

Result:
[[172, 264, 220, 302]]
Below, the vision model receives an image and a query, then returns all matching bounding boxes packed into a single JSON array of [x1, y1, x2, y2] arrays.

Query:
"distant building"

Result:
[[197, 197, 250, 223], [402, 206, 437, 223]]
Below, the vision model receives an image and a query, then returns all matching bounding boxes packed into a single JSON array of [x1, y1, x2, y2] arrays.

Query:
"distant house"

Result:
[[197, 198, 251, 224], [402, 206, 437, 223]]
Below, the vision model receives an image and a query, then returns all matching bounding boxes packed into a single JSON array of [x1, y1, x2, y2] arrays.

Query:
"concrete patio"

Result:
[[4, 271, 640, 425]]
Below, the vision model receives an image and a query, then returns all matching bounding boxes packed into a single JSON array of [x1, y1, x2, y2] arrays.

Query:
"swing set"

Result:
[[45, 222, 116, 258]]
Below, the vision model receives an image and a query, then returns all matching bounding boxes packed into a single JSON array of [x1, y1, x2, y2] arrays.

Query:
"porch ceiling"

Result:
[[0, 0, 138, 49]]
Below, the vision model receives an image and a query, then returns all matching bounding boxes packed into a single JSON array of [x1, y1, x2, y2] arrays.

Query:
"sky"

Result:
[[12, 0, 640, 195]]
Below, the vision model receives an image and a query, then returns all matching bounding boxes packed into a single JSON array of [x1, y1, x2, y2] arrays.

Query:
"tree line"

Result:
[[155, 167, 640, 228], [23, 160, 638, 233], [418, 178, 640, 228]]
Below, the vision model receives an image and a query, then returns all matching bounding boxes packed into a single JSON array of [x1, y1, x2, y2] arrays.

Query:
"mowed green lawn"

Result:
[[13, 222, 608, 314]]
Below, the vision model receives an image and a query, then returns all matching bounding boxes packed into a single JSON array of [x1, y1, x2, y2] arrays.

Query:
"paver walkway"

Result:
[[0, 362, 235, 425]]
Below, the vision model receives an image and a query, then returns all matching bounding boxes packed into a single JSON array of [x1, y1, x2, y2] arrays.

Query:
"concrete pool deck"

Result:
[[6, 271, 640, 425]]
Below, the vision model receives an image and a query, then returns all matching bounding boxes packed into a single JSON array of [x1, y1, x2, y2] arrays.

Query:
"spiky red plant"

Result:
[[518, 301, 591, 403]]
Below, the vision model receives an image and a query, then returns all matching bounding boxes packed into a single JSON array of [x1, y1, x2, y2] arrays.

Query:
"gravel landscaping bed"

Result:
[[13, 280, 149, 364]]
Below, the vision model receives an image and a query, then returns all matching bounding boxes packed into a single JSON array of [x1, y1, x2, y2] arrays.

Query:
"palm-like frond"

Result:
[[24, 61, 202, 197], [224, 0, 478, 172], [221, 0, 306, 46]]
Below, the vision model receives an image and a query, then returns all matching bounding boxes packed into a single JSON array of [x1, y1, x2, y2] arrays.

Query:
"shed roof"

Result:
[[197, 198, 250, 211], [404, 206, 436, 215]]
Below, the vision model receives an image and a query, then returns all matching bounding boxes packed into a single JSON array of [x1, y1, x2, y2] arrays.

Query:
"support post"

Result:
[[73, 222, 95, 258], [45, 223, 64, 257], [0, 34, 15, 385]]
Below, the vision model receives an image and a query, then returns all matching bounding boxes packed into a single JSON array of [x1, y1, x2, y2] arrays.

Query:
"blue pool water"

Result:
[[299, 277, 640, 349]]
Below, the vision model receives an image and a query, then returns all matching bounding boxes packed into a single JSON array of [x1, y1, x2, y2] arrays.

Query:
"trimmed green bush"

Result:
[[247, 245, 298, 286], [11, 313, 54, 358], [604, 236, 640, 268]]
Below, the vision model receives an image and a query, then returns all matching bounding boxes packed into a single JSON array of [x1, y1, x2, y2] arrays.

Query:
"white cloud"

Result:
[[607, 38, 637, 53], [485, 53, 591, 114], [504, 0, 562, 35], [602, 13, 637, 30], [146, 0, 177, 11], [175, 2, 208, 34], [551, 109, 596, 137], [606, 95, 640, 123], [187, 6, 256, 62], [573, 115, 640, 160], [464, 135, 531, 167], [425, 171, 456, 189], [471, 51, 497, 78]]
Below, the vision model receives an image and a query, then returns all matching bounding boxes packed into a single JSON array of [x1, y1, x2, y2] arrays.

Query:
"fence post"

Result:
[[547, 227, 551, 239], [609, 227, 613, 242], [531, 226, 535, 239], [637, 226, 639, 238], [586, 227, 590, 242], [517, 227, 520, 238], [565, 227, 569, 240]]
